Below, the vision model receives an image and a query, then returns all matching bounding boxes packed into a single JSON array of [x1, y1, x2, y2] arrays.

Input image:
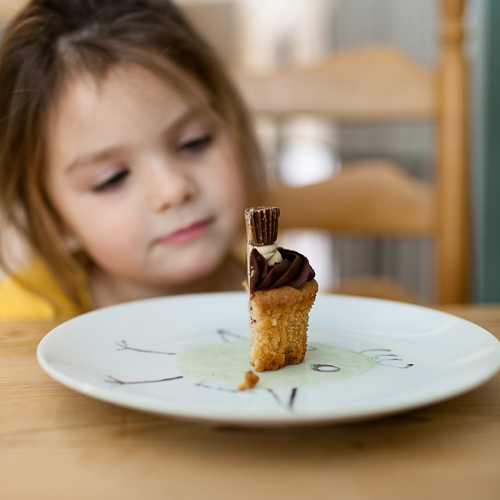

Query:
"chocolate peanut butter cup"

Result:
[[244, 206, 280, 246]]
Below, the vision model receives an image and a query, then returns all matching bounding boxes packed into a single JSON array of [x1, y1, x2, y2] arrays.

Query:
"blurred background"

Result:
[[0, 0, 497, 304], [217, 0, 437, 301], [169, 0, 497, 304]]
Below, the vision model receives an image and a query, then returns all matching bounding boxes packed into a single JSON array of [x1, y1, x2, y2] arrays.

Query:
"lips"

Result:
[[157, 218, 214, 245]]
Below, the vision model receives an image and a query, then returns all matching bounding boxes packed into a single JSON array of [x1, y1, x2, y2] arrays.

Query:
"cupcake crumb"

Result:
[[237, 371, 260, 391]]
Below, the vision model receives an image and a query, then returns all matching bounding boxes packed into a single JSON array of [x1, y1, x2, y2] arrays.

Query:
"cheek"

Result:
[[63, 200, 143, 256], [78, 216, 146, 274], [207, 157, 247, 216]]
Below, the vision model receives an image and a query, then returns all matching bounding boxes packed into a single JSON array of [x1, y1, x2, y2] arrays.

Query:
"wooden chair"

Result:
[[234, 0, 469, 304]]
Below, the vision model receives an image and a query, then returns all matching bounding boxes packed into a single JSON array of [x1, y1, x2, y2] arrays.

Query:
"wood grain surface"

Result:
[[1, 304, 500, 499]]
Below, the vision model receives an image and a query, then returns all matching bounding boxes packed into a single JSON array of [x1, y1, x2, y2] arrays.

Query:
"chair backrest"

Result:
[[234, 0, 469, 304]]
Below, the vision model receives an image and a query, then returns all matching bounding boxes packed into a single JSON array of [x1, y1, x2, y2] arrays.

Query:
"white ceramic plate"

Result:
[[37, 292, 500, 426]]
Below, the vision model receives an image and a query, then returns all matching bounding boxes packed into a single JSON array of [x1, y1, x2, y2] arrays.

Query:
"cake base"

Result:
[[246, 279, 318, 371]]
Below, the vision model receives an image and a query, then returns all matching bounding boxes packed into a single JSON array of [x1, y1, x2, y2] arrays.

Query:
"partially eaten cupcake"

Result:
[[243, 206, 318, 371]]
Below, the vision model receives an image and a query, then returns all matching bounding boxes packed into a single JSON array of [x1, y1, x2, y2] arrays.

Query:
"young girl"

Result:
[[0, 0, 264, 319]]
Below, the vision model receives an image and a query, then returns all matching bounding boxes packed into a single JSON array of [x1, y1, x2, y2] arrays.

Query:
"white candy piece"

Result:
[[255, 243, 282, 266], [246, 242, 283, 280]]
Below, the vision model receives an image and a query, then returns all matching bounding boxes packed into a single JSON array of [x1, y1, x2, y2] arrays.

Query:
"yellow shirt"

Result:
[[0, 259, 93, 320]]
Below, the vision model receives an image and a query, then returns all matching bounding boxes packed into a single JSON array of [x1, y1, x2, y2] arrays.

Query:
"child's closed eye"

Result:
[[92, 169, 129, 193], [178, 134, 213, 155]]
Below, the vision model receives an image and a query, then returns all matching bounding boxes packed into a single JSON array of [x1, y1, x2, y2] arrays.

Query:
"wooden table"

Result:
[[2, 304, 500, 500]]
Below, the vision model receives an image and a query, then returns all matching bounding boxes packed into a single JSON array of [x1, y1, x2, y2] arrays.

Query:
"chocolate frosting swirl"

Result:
[[249, 247, 315, 293]]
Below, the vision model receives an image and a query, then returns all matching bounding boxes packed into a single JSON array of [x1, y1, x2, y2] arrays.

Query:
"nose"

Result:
[[145, 161, 196, 212]]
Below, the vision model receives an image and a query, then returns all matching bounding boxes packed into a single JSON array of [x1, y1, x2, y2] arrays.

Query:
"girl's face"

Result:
[[45, 64, 246, 297]]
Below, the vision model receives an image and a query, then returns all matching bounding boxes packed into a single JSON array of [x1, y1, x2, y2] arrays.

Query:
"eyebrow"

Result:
[[66, 147, 125, 174], [65, 107, 205, 174]]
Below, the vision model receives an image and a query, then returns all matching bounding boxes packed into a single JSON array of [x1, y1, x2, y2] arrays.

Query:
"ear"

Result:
[[58, 220, 83, 251], [63, 234, 83, 251]]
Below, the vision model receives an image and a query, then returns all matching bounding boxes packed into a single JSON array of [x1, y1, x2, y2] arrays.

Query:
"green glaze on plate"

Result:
[[177, 341, 377, 390]]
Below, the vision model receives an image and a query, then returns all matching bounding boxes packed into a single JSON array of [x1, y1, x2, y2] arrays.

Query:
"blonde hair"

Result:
[[0, 0, 264, 313]]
